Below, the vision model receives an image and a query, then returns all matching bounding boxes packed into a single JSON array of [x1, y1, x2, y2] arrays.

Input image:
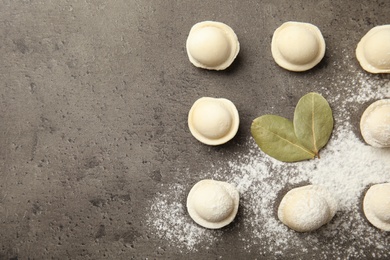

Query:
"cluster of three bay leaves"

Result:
[[250, 92, 333, 162]]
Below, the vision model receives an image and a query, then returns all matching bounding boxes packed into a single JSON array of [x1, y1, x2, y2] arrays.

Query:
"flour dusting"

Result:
[[146, 52, 390, 258]]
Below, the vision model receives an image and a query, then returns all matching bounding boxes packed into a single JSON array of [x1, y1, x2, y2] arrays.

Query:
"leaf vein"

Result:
[[311, 94, 318, 154], [259, 125, 315, 157]]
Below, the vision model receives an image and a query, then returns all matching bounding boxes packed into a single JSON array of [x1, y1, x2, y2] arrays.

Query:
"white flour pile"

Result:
[[146, 55, 390, 258]]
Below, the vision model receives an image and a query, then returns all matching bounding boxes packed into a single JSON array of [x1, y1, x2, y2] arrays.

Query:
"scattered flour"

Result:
[[147, 184, 223, 251], [146, 52, 390, 258]]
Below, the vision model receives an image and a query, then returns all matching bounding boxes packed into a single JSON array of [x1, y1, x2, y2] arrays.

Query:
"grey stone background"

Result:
[[0, 0, 389, 259]]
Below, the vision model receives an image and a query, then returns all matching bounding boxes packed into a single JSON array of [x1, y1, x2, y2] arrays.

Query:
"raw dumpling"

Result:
[[188, 97, 239, 145], [186, 21, 240, 70], [187, 179, 239, 229], [278, 185, 337, 232], [271, 21, 326, 72], [363, 183, 390, 231], [360, 99, 390, 148], [356, 25, 390, 73]]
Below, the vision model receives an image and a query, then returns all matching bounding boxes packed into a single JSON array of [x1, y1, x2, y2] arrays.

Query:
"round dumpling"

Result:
[[186, 21, 240, 70], [363, 183, 390, 231], [360, 99, 390, 148], [187, 179, 239, 229], [356, 25, 390, 73], [278, 185, 338, 232], [271, 21, 326, 72], [188, 97, 239, 145]]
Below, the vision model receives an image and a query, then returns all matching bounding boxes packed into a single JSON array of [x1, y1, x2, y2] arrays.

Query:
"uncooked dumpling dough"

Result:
[[187, 179, 239, 229], [186, 21, 240, 70], [271, 21, 326, 72], [278, 185, 337, 232], [363, 183, 390, 231], [360, 99, 390, 148], [188, 97, 239, 145], [356, 25, 390, 73]]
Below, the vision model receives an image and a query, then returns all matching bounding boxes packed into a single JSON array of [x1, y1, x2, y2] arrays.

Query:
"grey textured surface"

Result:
[[0, 0, 389, 259]]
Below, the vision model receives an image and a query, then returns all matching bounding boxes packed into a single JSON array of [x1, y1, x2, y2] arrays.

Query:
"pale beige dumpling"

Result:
[[278, 185, 337, 232], [360, 99, 390, 148], [186, 21, 240, 70], [271, 21, 326, 72], [187, 179, 239, 229], [356, 25, 390, 73], [363, 183, 390, 231], [188, 97, 239, 145]]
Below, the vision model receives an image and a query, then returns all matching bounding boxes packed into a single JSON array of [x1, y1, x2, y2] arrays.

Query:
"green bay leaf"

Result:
[[251, 115, 316, 162], [293, 92, 334, 156]]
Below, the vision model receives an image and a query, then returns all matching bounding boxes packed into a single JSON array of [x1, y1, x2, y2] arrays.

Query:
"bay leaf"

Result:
[[293, 92, 333, 157], [251, 115, 316, 162]]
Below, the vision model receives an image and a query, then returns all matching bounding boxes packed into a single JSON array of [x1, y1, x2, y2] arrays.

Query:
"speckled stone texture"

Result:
[[0, 0, 389, 259]]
